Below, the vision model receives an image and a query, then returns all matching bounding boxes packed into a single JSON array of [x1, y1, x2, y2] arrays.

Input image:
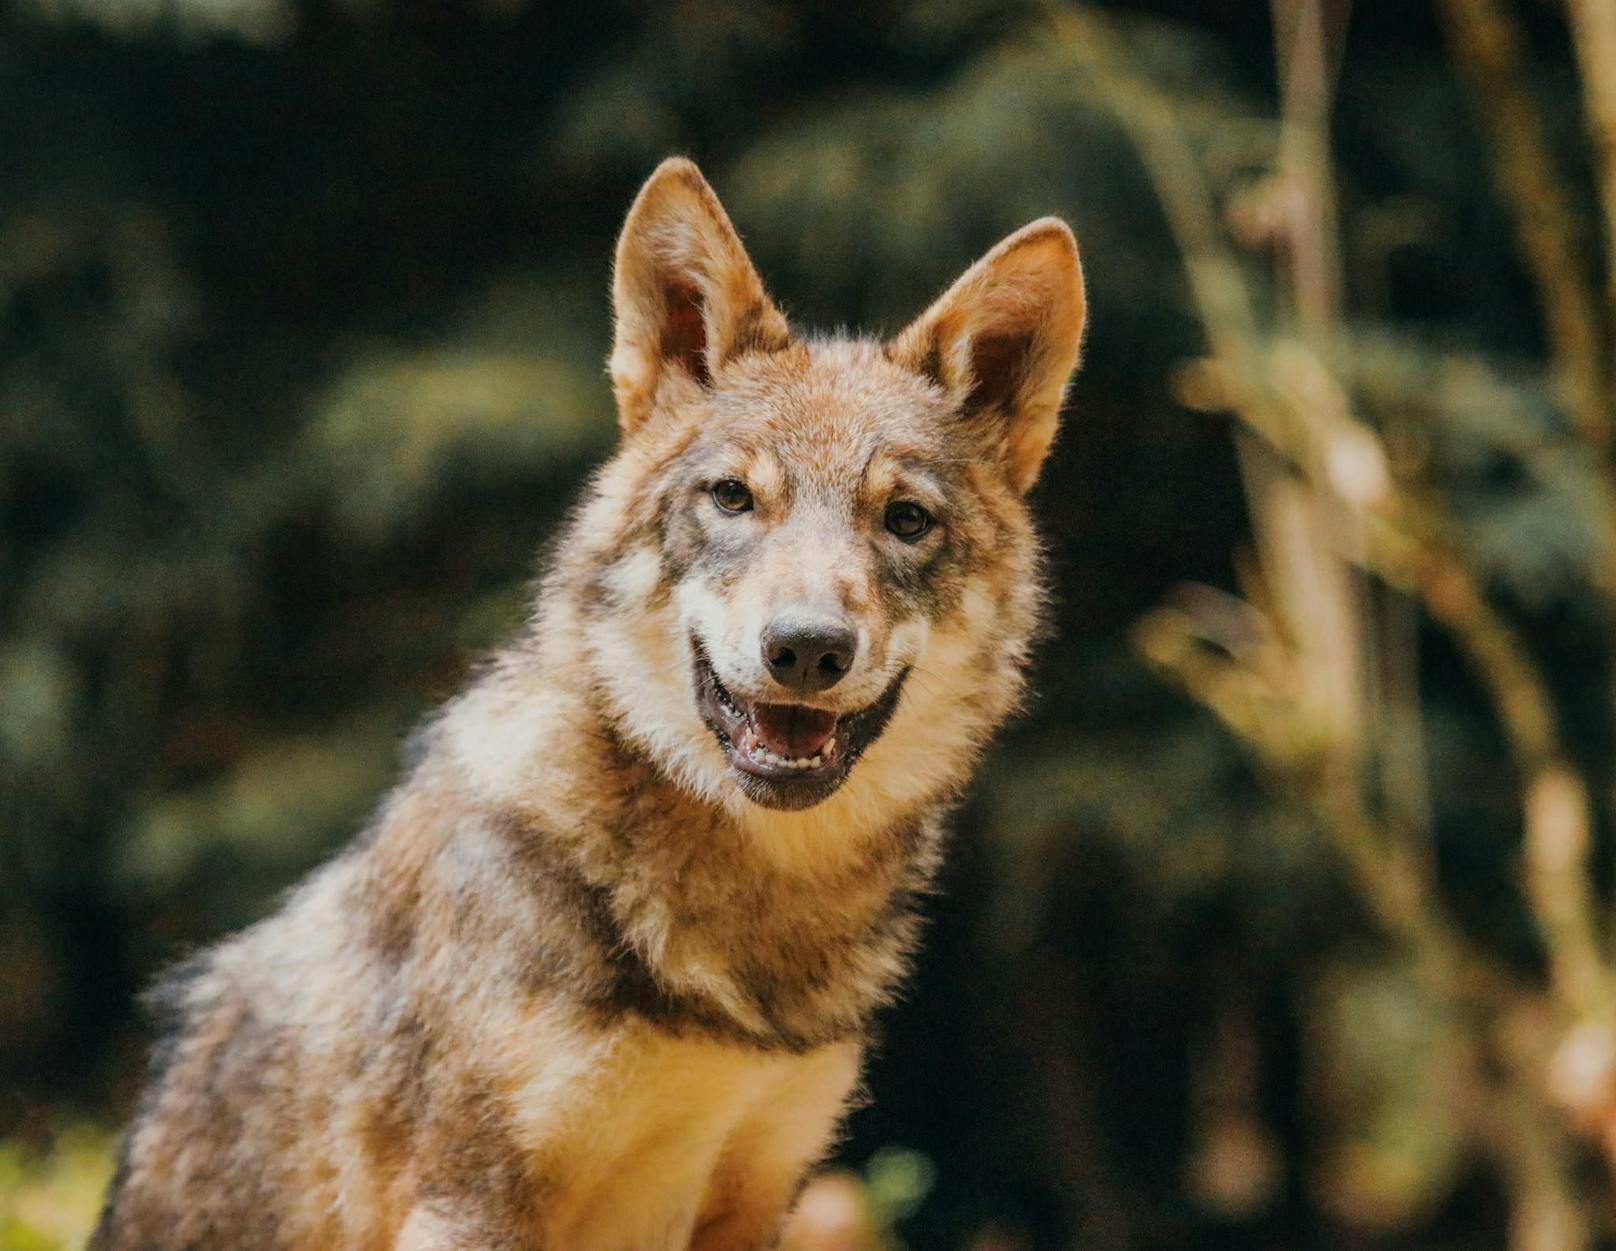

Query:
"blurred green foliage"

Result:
[[0, 1126, 114, 1251], [3, 1, 1612, 1248]]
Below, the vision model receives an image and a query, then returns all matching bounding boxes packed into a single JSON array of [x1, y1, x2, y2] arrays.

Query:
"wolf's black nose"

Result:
[[762, 618, 856, 693]]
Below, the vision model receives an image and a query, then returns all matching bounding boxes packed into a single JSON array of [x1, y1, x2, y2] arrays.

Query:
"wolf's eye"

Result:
[[885, 501, 933, 541], [711, 478, 754, 514]]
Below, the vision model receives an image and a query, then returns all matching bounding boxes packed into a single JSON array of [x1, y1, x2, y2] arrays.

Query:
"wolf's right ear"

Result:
[[609, 158, 791, 432]]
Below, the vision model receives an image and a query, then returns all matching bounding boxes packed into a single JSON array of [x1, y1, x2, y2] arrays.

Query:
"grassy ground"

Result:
[[0, 1127, 114, 1251]]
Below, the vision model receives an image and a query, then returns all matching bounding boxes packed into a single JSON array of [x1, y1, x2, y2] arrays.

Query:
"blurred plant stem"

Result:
[[1057, 0, 1616, 1243], [1270, 0, 1346, 345], [1439, 0, 1610, 452], [1439, 5, 1616, 981], [1566, 0, 1616, 347]]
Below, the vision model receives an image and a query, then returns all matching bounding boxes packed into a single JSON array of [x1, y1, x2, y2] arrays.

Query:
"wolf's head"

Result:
[[543, 159, 1083, 841]]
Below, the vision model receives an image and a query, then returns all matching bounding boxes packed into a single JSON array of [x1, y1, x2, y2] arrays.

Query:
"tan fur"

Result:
[[92, 158, 1085, 1251]]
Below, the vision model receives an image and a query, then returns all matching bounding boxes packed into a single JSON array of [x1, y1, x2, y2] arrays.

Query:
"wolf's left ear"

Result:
[[610, 157, 791, 431], [890, 219, 1086, 494]]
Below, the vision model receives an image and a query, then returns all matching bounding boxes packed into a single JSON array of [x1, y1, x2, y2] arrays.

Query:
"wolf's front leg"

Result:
[[687, 1177, 800, 1251], [690, 1043, 863, 1251]]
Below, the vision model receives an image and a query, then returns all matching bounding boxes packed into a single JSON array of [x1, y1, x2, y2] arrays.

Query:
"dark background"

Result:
[[4, 1, 1613, 1247]]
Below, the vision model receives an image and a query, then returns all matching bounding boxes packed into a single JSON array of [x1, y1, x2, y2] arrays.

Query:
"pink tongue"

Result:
[[751, 704, 838, 757]]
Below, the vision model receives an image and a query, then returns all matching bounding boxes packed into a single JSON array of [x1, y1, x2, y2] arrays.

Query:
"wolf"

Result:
[[90, 157, 1086, 1251]]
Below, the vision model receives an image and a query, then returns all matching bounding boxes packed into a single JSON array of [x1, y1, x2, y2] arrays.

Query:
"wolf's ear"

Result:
[[889, 218, 1086, 493], [609, 158, 791, 431]]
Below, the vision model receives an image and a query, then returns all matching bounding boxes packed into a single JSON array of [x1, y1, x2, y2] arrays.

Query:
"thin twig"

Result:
[[1441, 0, 1610, 449], [1271, 0, 1347, 345], [1567, 0, 1616, 354]]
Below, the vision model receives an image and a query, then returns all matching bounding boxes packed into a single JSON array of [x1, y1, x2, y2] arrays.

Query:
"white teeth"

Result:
[[737, 739, 836, 771]]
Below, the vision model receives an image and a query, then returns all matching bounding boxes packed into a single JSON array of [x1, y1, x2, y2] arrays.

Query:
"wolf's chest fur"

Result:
[[99, 801, 880, 1251], [484, 1021, 859, 1250]]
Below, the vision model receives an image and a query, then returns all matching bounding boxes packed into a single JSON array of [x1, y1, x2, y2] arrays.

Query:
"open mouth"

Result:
[[691, 637, 909, 810]]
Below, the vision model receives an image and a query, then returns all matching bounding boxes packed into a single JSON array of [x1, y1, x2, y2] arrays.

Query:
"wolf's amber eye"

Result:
[[885, 501, 933, 541], [711, 478, 754, 514]]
